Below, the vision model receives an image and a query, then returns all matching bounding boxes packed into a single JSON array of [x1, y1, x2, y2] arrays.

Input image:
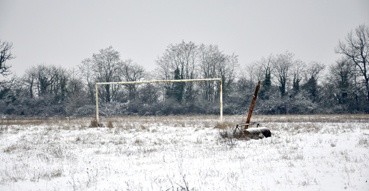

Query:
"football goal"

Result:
[[95, 78, 223, 124]]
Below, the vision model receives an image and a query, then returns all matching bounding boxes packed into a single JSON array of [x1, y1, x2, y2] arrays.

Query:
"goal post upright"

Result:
[[95, 83, 100, 124], [95, 78, 223, 124], [220, 79, 223, 122]]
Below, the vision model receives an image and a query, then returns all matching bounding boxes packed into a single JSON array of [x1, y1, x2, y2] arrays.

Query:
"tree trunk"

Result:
[[366, 79, 369, 107]]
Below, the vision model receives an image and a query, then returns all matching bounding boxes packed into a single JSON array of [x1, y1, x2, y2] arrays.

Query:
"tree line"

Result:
[[0, 25, 368, 117]]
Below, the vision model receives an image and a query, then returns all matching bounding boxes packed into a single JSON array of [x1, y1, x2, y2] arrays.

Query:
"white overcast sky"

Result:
[[0, 0, 368, 76]]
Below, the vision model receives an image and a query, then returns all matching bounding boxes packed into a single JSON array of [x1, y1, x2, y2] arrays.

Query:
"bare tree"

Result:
[[244, 62, 264, 84], [328, 58, 356, 104], [64, 70, 88, 115], [198, 44, 238, 102], [336, 25, 369, 103], [35, 65, 55, 96], [23, 65, 70, 99], [80, 46, 145, 104], [79, 58, 96, 103], [216, 52, 238, 100], [83, 46, 124, 103], [19, 65, 89, 116], [120, 59, 145, 100], [157, 41, 197, 80], [156, 41, 197, 102], [0, 41, 14, 76], [23, 69, 37, 98], [198, 44, 218, 102], [273, 52, 294, 97]]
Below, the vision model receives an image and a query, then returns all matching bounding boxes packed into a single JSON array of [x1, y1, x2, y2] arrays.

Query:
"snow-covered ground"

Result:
[[0, 115, 368, 190]]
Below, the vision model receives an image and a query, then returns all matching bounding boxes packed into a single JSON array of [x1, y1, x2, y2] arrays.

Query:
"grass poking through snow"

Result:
[[0, 115, 368, 190]]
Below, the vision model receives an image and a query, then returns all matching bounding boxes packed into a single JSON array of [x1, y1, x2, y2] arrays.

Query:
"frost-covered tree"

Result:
[[273, 52, 294, 97], [14, 65, 87, 116], [156, 41, 197, 102], [336, 25, 369, 104], [291, 60, 306, 95], [0, 40, 14, 76], [198, 44, 238, 102], [120, 59, 145, 100], [302, 62, 325, 102], [81, 46, 129, 103], [23, 65, 69, 99], [324, 58, 367, 112]]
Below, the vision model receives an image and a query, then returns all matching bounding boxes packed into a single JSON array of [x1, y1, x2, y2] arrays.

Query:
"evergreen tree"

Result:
[[302, 76, 318, 102], [172, 67, 184, 102], [292, 77, 300, 95], [260, 67, 271, 100]]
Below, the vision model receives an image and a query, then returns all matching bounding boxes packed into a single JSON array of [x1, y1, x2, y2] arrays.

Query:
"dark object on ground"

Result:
[[245, 127, 271, 138], [229, 124, 271, 140]]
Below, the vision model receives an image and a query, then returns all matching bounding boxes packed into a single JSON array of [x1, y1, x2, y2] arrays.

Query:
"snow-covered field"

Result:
[[0, 115, 368, 191]]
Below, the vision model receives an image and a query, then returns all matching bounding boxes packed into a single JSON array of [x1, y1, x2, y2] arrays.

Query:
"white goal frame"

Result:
[[95, 78, 223, 123]]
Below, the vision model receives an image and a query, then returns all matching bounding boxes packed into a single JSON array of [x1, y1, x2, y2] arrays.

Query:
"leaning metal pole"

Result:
[[244, 81, 261, 129]]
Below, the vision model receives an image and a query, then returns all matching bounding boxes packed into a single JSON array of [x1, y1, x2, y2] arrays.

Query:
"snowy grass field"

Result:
[[0, 115, 368, 191]]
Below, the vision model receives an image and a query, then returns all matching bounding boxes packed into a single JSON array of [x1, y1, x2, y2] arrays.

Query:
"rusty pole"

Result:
[[245, 81, 261, 129]]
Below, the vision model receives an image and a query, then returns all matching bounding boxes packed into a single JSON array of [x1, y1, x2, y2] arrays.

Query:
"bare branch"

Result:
[[0, 41, 15, 75]]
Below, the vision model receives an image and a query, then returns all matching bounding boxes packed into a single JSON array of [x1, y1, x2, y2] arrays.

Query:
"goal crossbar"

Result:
[[95, 78, 223, 123]]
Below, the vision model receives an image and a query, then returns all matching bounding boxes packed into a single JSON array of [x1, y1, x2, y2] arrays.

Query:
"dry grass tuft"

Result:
[[134, 138, 144, 146], [107, 121, 114, 128], [3, 144, 18, 153], [358, 137, 368, 147], [214, 121, 234, 129], [89, 119, 100, 128], [219, 128, 251, 140]]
